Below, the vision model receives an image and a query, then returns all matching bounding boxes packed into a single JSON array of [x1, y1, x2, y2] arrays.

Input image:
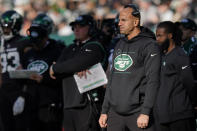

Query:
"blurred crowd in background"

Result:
[[0, 0, 197, 131], [0, 0, 196, 45]]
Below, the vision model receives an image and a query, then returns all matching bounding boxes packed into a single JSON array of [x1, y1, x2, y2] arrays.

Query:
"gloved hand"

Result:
[[13, 96, 25, 116]]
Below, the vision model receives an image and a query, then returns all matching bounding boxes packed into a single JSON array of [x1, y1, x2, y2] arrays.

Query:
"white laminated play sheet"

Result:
[[74, 63, 108, 94], [9, 70, 39, 79]]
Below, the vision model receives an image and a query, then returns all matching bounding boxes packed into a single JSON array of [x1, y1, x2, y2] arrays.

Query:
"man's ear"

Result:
[[134, 18, 140, 27], [168, 33, 172, 39]]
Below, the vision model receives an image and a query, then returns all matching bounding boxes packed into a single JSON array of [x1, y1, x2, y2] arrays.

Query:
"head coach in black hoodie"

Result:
[[99, 4, 161, 131]]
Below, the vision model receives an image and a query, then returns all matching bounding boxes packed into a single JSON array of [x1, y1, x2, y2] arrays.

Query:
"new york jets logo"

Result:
[[114, 54, 133, 71], [27, 60, 48, 74]]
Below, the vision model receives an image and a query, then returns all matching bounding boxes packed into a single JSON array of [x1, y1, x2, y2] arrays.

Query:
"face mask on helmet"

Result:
[[3, 31, 14, 40], [1, 25, 14, 40]]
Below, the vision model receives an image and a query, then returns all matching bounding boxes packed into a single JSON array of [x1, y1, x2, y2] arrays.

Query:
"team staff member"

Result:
[[49, 14, 105, 131], [20, 13, 65, 131], [99, 4, 160, 131], [178, 18, 197, 55], [178, 19, 197, 106], [155, 21, 196, 131]]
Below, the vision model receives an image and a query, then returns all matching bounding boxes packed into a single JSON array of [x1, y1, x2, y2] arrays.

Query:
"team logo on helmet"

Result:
[[31, 13, 54, 35], [33, 16, 52, 26], [27, 60, 48, 74], [114, 54, 133, 71], [11, 13, 20, 20], [0, 10, 23, 34]]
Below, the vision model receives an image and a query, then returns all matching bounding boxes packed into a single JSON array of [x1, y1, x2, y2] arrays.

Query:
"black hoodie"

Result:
[[102, 27, 161, 115]]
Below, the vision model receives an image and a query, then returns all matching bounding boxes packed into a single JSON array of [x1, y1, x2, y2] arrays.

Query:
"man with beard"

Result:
[[155, 21, 196, 131]]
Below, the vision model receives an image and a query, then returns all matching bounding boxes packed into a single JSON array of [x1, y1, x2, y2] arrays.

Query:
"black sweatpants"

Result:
[[0, 91, 15, 131], [107, 110, 155, 131], [0, 113, 4, 131], [154, 118, 196, 131], [63, 104, 100, 131]]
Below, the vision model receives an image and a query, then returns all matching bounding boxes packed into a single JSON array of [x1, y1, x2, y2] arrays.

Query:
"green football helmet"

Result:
[[31, 13, 54, 35], [0, 10, 23, 34]]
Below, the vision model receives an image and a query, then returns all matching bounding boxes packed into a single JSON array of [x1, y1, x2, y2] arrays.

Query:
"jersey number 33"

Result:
[[1, 51, 20, 73]]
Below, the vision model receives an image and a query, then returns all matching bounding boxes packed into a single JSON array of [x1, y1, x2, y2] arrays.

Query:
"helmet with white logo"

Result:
[[31, 13, 54, 35], [0, 10, 23, 35]]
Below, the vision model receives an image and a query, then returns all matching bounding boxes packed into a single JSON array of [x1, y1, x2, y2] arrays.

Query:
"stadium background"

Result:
[[0, 0, 196, 45]]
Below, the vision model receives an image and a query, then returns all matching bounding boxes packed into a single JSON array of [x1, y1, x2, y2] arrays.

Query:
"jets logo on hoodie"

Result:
[[27, 60, 48, 74], [114, 54, 133, 71]]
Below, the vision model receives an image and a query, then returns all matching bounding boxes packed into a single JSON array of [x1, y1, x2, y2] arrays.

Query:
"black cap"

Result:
[[180, 18, 197, 31], [70, 14, 94, 27]]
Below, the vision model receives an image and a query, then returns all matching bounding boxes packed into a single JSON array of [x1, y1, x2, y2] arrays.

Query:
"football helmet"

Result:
[[30, 13, 54, 35], [0, 10, 23, 35]]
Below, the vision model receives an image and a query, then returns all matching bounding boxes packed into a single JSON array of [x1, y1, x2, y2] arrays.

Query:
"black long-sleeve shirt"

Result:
[[156, 46, 195, 123], [53, 39, 105, 108]]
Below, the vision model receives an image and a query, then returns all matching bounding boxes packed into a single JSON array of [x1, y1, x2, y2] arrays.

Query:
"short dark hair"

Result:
[[157, 21, 182, 46], [124, 4, 141, 19]]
